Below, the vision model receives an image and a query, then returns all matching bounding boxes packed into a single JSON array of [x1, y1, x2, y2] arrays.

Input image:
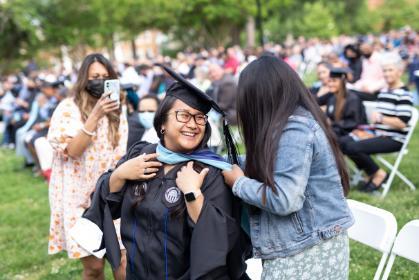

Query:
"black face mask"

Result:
[[363, 53, 372, 59], [86, 79, 105, 98]]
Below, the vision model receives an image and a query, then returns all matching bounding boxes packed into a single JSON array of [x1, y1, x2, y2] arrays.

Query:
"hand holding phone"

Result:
[[104, 79, 120, 105]]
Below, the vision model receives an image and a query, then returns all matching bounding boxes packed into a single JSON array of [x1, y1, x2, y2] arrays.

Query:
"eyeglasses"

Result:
[[168, 110, 208, 126]]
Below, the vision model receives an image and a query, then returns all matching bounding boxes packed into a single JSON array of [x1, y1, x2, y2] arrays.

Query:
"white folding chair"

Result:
[[347, 199, 398, 280], [379, 107, 417, 197], [350, 102, 417, 197], [246, 258, 263, 280], [363, 101, 379, 124], [381, 220, 419, 280]]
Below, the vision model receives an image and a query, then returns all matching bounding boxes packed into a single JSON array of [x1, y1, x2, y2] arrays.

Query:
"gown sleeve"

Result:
[[189, 169, 249, 280], [317, 92, 333, 106], [80, 141, 152, 270]]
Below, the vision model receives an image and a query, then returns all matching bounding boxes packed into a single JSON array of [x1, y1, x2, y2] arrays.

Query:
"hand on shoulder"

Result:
[[222, 164, 244, 188], [115, 152, 162, 181]]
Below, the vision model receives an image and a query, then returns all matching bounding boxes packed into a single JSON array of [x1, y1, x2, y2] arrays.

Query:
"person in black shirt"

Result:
[[322, 68, 366, 138], [343, 44, 363, 83]]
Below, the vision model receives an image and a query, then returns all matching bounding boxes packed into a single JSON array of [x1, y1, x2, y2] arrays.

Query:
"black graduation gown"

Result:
[[84, 141, 250, 280], [317, 92, 333, 106], [326, 92, 366, 137], [126, 112, 145, 150]]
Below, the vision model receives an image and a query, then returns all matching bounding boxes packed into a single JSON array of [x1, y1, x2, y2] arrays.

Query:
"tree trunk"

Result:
[[107, 33, 116, 62], [256, 0, 264, 46], [131, 38, 137, 60], [230, 24, 241, 46], [246, 16, 256, 48]]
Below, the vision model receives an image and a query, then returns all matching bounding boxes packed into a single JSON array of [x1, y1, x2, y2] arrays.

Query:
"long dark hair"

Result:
[[73, 53, 121, 148], [237, 55, 349, 202], [153, 95, 212, 149], [332, 76, 348, 121]]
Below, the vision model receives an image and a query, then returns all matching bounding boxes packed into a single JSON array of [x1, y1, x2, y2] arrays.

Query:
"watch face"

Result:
[[184, 192, 196, 202]]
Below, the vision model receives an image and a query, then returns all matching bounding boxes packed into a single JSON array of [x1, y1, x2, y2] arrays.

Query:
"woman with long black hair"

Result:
[[323, 68, 366, 138], [223, 55, 354, 279]]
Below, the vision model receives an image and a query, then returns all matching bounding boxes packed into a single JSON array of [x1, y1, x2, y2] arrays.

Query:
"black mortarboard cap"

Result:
[[156, 63, 239, 164], [166, 82, 212, 114], [329, 67, 349, 79], [155, 63, 223, 114]]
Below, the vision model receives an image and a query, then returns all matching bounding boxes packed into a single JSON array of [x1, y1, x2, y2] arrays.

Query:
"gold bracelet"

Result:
[[81, 127, 96, 137]]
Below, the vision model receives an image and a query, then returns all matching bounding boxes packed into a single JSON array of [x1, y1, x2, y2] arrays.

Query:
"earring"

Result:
[[160, 128, 165, 135]]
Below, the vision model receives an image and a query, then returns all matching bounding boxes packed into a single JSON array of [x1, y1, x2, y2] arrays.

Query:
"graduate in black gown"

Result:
[[78, 65, 251, 280], [320, 68, 367, 138]]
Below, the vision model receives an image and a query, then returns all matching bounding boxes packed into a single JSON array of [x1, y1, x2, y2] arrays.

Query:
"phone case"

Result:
[[104, 79, 120, 103]]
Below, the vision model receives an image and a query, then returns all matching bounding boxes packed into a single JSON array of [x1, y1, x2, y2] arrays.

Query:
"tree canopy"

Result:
[[0, 0, 417, 72]]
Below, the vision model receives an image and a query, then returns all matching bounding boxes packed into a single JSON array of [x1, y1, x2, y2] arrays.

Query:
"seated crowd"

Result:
[[0, 29, 417, 192]]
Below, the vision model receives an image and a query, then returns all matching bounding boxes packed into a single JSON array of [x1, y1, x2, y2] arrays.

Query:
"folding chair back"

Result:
[[380, 107, 418, 197], [381, 220, 419, 280], [246, 258, 263, 280], [347, 199, 397, 280], [363, 101, 379, 124]]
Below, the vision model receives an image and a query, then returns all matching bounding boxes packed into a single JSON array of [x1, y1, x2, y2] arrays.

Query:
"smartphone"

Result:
[[104, 79, 120, 104]]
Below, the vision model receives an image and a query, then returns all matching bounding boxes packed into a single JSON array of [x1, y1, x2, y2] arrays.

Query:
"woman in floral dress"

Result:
[[47, 53, 128, 279]]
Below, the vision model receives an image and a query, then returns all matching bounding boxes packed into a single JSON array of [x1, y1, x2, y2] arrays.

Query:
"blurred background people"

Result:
[[127, 94, 160, 149], [340, 53, 414, 192]]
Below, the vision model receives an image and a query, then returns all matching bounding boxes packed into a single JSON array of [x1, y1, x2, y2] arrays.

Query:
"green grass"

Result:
[[0, 124, 418, 279], [0, 149, 114, 279]]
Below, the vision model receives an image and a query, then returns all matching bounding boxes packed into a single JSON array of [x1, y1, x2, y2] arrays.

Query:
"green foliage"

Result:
[[296, 2, 338, 39], [265, 1, 338, 41], [376, 0, 419, 31], [1, 0, 418, 73], [324, 0, 380, 35], [168, 0, 254, 48], [0, 0, 41, 71], [263, 0, 379, 41]]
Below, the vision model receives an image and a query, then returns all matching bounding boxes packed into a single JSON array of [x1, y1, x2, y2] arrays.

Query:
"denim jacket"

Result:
[[232, 107, 354, 259]]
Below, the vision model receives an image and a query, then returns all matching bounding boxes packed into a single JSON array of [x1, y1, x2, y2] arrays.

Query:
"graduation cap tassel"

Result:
[[222, 118, 239, 165]]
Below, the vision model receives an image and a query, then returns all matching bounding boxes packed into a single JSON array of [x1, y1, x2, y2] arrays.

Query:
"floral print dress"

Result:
[[47, 98, 128, 259], [261, 232, 349, 280]]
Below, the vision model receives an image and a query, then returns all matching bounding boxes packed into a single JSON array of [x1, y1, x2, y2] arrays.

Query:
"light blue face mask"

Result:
[[138, 112, 155, 129]]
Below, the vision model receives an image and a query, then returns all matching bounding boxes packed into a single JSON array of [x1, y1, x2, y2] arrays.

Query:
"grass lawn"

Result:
[[0, 124, 418, 279], [0, 149, 114, 279]]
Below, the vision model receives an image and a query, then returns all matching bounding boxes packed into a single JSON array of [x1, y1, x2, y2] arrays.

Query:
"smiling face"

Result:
[[317, 64, 330, 85], [382, 64, 402, 87], [327, 77, 342, 94], [161, 99, 206, 153]]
